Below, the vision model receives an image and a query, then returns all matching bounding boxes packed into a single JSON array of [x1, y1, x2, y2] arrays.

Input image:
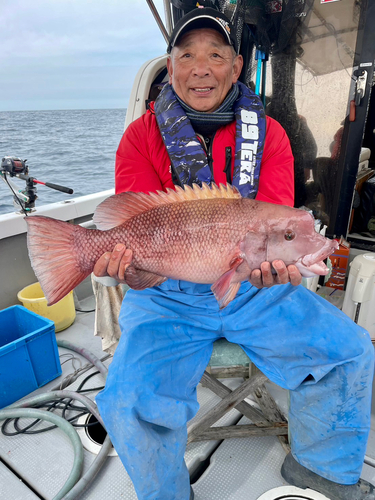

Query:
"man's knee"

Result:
[[98, 381, 196, 433]]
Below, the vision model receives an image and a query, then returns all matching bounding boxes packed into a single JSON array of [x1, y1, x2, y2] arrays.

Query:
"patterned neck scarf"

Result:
[[173, 83, 239, 136]]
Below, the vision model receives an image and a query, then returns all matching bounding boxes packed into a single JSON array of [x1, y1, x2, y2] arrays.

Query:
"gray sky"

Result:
[[0, 0, 167, 111]]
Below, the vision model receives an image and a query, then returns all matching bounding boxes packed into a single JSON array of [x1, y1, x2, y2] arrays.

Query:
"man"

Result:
[[94, 7, 375, 500]]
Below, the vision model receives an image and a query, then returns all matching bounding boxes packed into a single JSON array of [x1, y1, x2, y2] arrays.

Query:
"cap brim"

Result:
[[168, 16, 234, 53]]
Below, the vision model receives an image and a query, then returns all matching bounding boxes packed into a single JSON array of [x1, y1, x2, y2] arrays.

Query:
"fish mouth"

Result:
[[295, 239, 339, 278]]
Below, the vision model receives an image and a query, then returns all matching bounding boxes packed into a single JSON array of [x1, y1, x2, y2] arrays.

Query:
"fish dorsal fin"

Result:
[[94, 183, 241, 230]]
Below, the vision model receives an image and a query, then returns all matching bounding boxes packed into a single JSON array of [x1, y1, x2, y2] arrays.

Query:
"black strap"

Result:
[[224, 147, 232, 183]]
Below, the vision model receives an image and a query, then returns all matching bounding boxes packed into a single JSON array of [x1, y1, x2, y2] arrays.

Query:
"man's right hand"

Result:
[[93, 244, 133, 284], [249, 260, 302, 288]]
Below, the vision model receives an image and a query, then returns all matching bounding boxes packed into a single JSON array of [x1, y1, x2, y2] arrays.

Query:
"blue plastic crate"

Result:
[[0, 305, 62, 409]]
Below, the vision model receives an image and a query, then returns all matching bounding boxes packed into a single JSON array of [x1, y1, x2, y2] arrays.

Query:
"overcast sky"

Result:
[[0, 0, 167, 111]]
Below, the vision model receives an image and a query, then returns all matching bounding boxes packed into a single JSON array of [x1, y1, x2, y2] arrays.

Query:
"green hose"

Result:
[[8, 390, 105, 427], [7, 389, 112, 499], [0, 408, 84, 500], [62, 435, 113, 500]]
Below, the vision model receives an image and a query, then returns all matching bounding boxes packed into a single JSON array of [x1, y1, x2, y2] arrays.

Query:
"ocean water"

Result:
[[0, 109, 127, 215]]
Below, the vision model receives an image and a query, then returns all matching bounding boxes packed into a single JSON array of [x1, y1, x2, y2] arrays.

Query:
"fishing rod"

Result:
[[0, 156, 74, 215]]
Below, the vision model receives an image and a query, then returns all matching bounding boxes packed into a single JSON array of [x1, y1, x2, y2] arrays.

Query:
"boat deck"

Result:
[[1, 296, 375, 500]]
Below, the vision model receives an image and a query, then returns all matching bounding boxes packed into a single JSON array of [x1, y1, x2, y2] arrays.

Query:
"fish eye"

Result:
[[284, 230, 295, 241]]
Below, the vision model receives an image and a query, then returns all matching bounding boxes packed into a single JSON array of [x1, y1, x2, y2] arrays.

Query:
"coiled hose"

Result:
[[57, 339, 108, 380], [0, 341, 111, 500], [0, 408, 83, 500]]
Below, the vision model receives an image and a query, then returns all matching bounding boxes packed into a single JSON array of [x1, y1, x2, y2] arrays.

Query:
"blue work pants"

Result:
[[96, 280, 374, 500]]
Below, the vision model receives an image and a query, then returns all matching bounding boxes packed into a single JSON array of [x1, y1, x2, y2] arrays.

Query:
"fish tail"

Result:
[[26, 216, 93, 306]]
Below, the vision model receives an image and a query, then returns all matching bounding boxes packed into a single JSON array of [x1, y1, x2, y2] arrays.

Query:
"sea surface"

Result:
[[0, 109, 127, 215]]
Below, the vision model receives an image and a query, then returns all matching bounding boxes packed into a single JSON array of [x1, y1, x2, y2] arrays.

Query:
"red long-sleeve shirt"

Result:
[[115, 106, 294, 206]]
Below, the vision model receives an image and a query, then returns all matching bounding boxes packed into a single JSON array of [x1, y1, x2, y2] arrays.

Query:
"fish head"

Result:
[[265, 210, 339, 277]]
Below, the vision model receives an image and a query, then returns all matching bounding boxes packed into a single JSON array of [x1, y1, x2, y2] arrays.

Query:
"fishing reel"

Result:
[[1, 156, 29, 176], [1, 155, 73, 214]]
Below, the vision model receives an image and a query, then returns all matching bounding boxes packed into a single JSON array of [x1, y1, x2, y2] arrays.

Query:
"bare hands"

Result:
[[249, 260, 302, 289], [93, 244, 133, 284]]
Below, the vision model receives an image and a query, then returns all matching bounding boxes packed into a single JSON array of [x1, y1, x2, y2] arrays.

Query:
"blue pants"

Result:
[[96, 280, 374, 500]]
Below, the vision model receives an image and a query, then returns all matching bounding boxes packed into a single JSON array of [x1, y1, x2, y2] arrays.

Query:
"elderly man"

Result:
[[95, 7, 374, 500]]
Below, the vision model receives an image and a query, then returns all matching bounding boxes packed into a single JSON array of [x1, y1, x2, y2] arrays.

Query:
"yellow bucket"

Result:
[[17, 282, 76, 333]]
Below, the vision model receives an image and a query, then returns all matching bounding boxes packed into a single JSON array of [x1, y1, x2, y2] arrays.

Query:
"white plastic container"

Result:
[[342, 253, 375, 339]]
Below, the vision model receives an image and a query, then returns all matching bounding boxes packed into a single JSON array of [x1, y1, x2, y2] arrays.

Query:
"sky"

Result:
[[0, 0, 167, 111]]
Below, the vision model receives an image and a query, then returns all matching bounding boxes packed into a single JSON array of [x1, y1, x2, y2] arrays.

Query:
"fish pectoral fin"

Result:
[[124, 266, 167, 290], [214, 281, 241, 310], [211, 257, 244, 309]]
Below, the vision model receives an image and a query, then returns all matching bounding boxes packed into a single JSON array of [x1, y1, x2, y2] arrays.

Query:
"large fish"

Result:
[[26, 183, 338, 309]]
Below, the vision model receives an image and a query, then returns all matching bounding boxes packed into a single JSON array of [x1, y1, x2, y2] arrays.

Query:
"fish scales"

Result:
[[91, 198, 249, 284]]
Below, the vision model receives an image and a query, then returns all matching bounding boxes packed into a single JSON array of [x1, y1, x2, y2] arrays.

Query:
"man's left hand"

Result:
[[249, 260, 302, 288]]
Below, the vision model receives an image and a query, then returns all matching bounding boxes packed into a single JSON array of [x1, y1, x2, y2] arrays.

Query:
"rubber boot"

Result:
[[281, 453, 375, 500], [190, 486, 194, 499]]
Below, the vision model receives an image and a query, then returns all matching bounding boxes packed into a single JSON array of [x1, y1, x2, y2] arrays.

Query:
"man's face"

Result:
[[167, 28, 243, 113]]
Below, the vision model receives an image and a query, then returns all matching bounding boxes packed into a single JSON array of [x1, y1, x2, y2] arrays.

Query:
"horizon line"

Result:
[[0, 107, 128, 113]]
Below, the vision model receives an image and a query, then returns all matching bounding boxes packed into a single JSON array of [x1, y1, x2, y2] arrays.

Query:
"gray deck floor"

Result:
[[1, 297, 375, 500]]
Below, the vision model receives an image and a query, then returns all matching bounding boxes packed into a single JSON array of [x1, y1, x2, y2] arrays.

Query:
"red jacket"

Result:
[[115, 105, 294, 206]]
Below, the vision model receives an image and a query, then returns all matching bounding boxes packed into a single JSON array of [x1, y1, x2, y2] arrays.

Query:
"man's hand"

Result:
[[249, 260, 302, 289], [93, 244, 133, 284]]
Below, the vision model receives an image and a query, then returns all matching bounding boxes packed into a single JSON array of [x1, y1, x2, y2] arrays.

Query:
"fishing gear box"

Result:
[[0, 305, 61, 409]]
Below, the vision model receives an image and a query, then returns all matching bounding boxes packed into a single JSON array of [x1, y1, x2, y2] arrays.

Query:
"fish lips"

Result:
[[296, 239, 339, 277]]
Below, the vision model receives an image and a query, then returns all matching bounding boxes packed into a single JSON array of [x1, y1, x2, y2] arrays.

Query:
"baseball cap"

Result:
[[167, 7, 238, 54]]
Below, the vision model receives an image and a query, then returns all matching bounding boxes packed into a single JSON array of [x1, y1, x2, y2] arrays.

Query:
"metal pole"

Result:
[[145, 0, 169, 44], [163, 0, 172, 35]]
